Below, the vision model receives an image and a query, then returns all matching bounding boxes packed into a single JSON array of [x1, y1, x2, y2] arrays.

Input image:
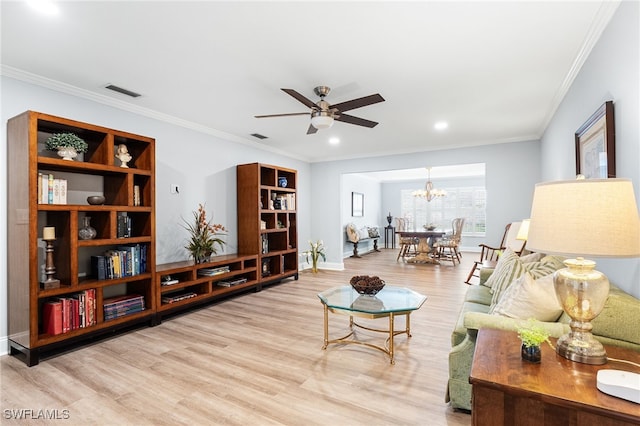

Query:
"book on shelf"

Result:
[[161, 292, 197, 304], [91, 255, 107, 280], [52, 178, 60, 204], [37, 173, 68, 205], [42, 289, 96, 335], [48, 173, 54, 204], [117, 214, 132, 238], [103, 294, 144, 308], [59, 179, 67, 204], [42, 301, 62, 336], [92, 244, 147, 280], [133, 185, 141, 206], [217, 277, 248, 287], [197, 266, 230, 276], [103, 294, 145, 320]]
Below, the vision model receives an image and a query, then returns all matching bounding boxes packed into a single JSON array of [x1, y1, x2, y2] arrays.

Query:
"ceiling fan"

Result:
[[255, 86, 385, 134]]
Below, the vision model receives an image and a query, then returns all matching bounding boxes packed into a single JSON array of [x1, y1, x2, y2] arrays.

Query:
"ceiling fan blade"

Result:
[[335, 113, 379, 128], [330, 94, 385, 113], [306, 124, 318, 135], [255, 112, 309, 118], [282, 88, 317, 109]]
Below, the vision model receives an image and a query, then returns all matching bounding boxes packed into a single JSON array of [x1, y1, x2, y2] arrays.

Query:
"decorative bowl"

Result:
[[87, 195, 106, 205], [424, 225, 437, 231], [349, 275, 386, 295]]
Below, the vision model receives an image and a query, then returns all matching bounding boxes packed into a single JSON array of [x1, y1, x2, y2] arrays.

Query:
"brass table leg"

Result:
[[322, 303, 329, 349], [388, 312, 395, 364], [406, 312, 412, 337]]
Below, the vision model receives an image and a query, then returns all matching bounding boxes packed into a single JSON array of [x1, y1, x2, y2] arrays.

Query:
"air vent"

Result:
[[105, 84, 141, 98], [251, 133, 268, 140]]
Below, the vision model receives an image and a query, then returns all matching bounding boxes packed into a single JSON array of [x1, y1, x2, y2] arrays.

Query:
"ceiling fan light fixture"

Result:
[[311, 114, 334, 130]]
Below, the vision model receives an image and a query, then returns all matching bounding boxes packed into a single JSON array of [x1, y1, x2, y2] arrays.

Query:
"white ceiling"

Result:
[[1, 1, 618, 163]]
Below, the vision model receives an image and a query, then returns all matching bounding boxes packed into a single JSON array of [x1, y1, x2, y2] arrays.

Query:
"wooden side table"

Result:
[[470, 329, 640, 426], [384, 226, 395, 249]]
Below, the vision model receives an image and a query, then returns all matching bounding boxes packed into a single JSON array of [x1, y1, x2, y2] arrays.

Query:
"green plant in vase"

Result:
[[302, 240, 326, 273], [45, 133, 88, 161], [182, 203, 226, 264], [517, 318, 551, 363]]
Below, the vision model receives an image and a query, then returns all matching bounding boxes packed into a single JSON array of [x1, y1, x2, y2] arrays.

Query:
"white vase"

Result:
[[57, 146, 78, 161]]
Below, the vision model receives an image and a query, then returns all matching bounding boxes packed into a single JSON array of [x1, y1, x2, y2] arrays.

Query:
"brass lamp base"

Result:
[[556, 331, 607, 365]]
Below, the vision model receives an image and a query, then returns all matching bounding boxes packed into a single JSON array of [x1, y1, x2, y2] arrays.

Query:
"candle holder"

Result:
[[42, 238, 60, 289]]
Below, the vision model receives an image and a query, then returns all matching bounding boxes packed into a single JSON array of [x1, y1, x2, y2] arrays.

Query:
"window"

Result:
[[400, 186, 486, 236]]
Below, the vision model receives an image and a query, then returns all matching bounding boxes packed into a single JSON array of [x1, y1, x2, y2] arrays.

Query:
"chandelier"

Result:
[[412, 167, 446, 202]]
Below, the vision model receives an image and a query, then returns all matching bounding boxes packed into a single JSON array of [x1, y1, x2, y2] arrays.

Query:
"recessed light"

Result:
[[27, 0, 59, 15], [329, 137, 340, 145], [434, 121, 449, 131]]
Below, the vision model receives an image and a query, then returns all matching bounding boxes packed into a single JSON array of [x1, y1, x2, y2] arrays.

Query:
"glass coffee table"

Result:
[[317, 285, 427, 364]]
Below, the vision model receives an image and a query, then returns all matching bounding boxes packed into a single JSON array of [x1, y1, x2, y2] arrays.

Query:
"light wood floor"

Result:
[[1, 249, 473, 425]]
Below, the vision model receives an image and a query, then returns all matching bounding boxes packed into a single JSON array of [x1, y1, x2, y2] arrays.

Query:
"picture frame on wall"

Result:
[[352, 192, 364, 217], [575, 101, 615, 179]]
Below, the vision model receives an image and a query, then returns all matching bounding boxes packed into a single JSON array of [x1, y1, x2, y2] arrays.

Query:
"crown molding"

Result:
[[0, 64, 307, 162]]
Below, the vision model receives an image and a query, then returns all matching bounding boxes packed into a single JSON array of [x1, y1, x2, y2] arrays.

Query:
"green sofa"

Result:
[[446, 252, 640, 411]]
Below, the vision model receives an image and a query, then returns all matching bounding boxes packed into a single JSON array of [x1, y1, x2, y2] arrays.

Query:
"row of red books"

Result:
[[42, 289, 96, 336]]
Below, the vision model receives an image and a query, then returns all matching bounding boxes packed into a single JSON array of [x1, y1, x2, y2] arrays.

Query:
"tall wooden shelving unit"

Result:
[[237, 163, 298, 286], [7, 111, 156, 366]]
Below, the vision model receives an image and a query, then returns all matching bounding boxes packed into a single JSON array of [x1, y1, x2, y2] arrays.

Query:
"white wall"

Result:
[[341, 173, 382, 257], [0, 76, 312, 352], [539, 1, 639, 297], [311, 140, 540, 269]]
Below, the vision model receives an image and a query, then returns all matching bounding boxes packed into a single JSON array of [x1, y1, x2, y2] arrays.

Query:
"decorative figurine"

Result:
[[115, 144, 132, 168]]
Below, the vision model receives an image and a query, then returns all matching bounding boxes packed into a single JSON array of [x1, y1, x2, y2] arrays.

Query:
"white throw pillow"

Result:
[[492, 273, 564, 322], [483, 248, 522, 293], [520, 252, 544, 263]]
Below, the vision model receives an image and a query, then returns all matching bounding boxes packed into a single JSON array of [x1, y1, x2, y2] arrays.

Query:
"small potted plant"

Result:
[[182, 203, 226, 264], [45, 133, 88, 161], [302, 239, 326, 273], [517, 318, 551, 363]]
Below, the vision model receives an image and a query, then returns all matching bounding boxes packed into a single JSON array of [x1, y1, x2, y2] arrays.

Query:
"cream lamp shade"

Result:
[[516, 219, 530, 241], [527, 179, 640, 257]]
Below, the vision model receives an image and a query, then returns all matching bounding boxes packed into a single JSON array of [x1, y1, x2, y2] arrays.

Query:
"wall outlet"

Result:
[[170, 184, 179, 194]]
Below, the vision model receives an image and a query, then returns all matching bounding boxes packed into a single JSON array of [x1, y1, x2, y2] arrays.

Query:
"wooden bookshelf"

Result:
[[236, 163, 298, 286], [7, 111, 156, 366]]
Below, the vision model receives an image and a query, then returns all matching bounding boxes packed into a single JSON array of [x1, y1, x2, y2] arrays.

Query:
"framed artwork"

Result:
[[352, 192, 364, 217], [575, 101, 615, 179]]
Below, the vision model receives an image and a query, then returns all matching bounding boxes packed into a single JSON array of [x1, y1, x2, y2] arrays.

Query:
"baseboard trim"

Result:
[[0, 336, 9, 357], [299, 261, 344, 272]]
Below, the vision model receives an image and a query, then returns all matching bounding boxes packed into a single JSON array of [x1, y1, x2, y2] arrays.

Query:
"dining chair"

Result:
[[395, 218, 418, 261], [434, 218, 465, 266]]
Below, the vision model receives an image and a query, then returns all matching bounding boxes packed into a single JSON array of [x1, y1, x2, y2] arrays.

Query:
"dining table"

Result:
[[396, 230, 446, 264]]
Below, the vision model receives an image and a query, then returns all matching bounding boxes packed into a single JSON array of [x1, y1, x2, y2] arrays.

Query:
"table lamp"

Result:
[[516, 219, 530, 241], [526, 178, 640, 364]]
